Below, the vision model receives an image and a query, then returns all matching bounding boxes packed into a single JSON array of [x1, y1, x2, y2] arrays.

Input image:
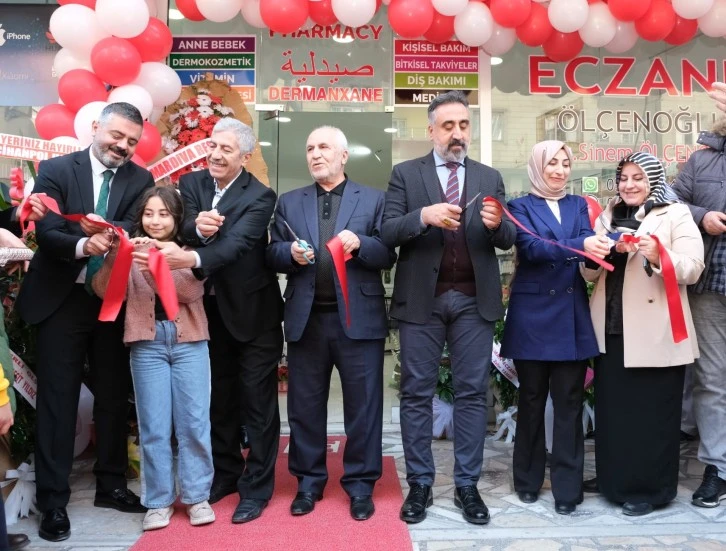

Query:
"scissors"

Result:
[[282, 220, 315, 264], [460, 192, 482, 213]]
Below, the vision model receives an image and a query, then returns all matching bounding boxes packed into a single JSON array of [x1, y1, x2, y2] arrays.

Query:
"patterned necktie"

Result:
[[85, 169, 113, 294], [444, 162, 460, 205]]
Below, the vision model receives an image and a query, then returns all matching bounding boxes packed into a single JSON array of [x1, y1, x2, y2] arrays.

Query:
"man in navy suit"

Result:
[[15, 102, 153, 542], [266, 126, 396, 521]]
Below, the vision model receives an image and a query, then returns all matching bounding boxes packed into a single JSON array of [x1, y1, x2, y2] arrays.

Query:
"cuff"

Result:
[[75, 238, 89, 259], [192, 251, 202, 269]]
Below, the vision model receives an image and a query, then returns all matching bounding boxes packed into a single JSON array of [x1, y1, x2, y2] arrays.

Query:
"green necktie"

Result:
[[85, 169, 113, 294]]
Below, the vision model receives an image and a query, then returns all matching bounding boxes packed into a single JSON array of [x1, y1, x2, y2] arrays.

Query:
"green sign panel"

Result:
[[394, 72, 478, 89], [170, 53, 255, 70], [582, 176, 599, 193]]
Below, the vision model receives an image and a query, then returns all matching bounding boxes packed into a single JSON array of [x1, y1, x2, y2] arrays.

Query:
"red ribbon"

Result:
[[326, 236, 352, 328], [621, 234, 688, 343], [483, 196, 614, 272], [18, 193, 178, 322]]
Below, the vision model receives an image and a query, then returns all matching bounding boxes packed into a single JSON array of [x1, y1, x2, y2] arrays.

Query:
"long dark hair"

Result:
[[132, 186, 184, 245]]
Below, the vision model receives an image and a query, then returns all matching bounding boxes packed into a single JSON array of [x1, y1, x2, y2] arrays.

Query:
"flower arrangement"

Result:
[[161, 86, 235, 184]]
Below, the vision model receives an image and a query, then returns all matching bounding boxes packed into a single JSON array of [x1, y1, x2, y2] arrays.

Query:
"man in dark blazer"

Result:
[[266, 126, 396, 521], [382, 91, 516, 525], [15, 102, 153, 542], [150, 118, 283, 524]]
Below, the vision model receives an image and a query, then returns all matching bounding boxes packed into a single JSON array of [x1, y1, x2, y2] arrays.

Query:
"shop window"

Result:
[[492, 110, 505, 142]]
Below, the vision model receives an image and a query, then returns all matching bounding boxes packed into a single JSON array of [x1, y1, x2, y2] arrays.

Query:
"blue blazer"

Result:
[[500, 194, 599, 362], [266, 180, 397, 343]]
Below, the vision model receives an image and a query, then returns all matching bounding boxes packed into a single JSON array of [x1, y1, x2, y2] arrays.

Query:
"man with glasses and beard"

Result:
[[16, 102, 153, 542], [382, 91, 515, 526]]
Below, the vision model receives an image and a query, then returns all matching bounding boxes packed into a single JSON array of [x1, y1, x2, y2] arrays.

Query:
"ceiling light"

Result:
[[384, 127, 398, 134], [333, 36, 354, 44], [277, 116, 291, 123], [349, 145, 371, 156], [259, 141, 271, 147], [169, 8, 184, 20], [491, 57, 503, 66]]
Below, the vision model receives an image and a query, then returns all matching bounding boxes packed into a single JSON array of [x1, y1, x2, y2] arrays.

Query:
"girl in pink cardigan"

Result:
[[93, 186, 214, 531]]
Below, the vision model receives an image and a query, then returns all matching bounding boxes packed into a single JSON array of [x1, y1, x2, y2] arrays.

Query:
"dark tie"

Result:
[[445, 162, 460, 205], [85, 169, 113, 294]]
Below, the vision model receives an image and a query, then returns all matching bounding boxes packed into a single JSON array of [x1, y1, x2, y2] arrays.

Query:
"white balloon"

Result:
[[432, 0, 469, 17], [241, 0, 267, 28], [49, 5, 110, 57], [332, 0, 376, 28], [149, 106, 165, 124], [53, 48, 92, 78], [454, 3, 494, 47], [197, 0, 245, 23], [22, 177, 35, 198], [108, 84, 154, 120], [579, 2, 617, 48], [132, 62, 183, 107], [673, 0, 714, 20], [548, 0, 589, 33], [74, 101, 109, 148], [96, 0, 150, 39], [74, 384, 94, 458], [699, 0, 726, 37], [604, 21, 638, 53], [482, 24, 517, 56]]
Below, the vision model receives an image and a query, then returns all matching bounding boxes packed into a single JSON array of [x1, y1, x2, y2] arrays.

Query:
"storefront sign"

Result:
[[394, 40, 478, 106], [171, 35, 256, 102]]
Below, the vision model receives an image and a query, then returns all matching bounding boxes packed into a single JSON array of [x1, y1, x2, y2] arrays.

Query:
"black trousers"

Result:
[[205, 297, 283, 501], [513, 359, 586, 504], [35, 285, 131, 511]]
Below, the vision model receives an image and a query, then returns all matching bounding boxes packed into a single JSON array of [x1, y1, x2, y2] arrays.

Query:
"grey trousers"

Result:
[[689, 292, 726, 479]]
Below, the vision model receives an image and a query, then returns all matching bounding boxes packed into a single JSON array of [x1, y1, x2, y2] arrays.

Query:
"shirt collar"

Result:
[[315, 177, 347, 196], [214, 168, 244, 195], [89, 149, 118, 179], [433, 150, 465, 168]]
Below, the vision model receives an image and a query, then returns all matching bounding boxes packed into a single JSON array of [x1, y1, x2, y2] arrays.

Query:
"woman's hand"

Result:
[[638, 235, 660, 267], [583, 235, 611, 258], [130, 236, 152, 247], [615, 234, 638, 254]]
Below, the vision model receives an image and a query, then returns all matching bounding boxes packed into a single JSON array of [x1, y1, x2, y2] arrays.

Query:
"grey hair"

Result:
[[212, 118, 257, 154], [427, 91, 469, 125], [310, 125, 348, 150], [98, 102, 143, 127]]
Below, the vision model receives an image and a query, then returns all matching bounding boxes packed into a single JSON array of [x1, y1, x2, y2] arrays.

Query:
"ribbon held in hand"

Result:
[[326, 236, 352, 328], [147, 247, 179, 321]]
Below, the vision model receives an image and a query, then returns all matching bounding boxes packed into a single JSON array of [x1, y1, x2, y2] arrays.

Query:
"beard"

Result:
[[93, 143, 130, 168], [436, 139, 468, 163]]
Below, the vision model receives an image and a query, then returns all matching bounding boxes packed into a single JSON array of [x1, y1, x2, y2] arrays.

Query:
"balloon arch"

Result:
[[39, 0, 722, 164]]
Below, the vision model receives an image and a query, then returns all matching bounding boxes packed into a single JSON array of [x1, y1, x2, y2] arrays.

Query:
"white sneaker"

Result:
[[142, 506, 174, 530], [187, 500, 216, 526]]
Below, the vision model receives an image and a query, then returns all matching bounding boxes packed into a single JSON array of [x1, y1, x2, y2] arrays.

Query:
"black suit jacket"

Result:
[[381, 152, 516, 324], [15, 149, 154, 325], [179, 169, 283, 342]]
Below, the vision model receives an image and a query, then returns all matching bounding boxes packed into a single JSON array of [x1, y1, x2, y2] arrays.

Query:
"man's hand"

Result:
[[196, 210, 225, 238], [422, 203, 462, 230], [0, 228, 31, 274], [0, 403, 13, 436], [80, 213, 109, 236], [702, 211, 726, 236], [291, 241, 315, 265], [480, 200, 502, 230], [638, 235, 660, 268], [22, 194, 49, 222], [337, 229, 360, 256], [709, 82, 726, 113], [583, 235, 611, 259], [82, 229, 114, 256], [133, 240, 196, 271]]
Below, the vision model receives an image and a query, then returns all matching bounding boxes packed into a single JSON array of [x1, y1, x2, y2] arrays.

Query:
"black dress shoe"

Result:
[[232, 498, 268, 524], [622, 501, 653, 516], [400, 483, 432, 524], [209, 480, 238, 504], [454, 485, 490, 525], [517, 491, 538, 504], [555, 501, 576, 515], [8, 533, 30, 550], [583, 477, 600, 493], [39, 507, 70, 542], [94, 488, 146, 513], [8, 533, 30, 551], [290, 492, 322, 516], [350, 495, 375, 520]]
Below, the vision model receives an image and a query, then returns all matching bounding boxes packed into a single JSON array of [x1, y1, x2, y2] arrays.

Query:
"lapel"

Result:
[[420, 153, 442, 207], [302, 184, 320, 248], [463, 158, 480, 229], [215, 170, 249, 215], [201, 173, 216, 211], [530, 195, 565, 240], [559, 195, 577, 239], [74, 150, 95, 215], [334, 181, 360, 235]]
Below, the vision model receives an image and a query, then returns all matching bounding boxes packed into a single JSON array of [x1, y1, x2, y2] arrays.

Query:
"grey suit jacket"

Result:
[[381, 152, 515, 324]]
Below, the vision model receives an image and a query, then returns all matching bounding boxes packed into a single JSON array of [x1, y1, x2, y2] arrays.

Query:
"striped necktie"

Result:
[[84, 169, 113, 294], [444, 162, 460, 205]]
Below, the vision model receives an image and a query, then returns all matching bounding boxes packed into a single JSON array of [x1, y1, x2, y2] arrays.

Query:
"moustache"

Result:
[[109, 146, 127, 157], [448, 139, 467, 149]]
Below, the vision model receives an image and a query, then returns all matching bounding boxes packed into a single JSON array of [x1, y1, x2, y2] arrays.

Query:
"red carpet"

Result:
[[131, 436, 412, 551]]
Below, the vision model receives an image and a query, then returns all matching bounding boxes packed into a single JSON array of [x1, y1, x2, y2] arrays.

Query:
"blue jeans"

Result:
[[130, 321, 213, 508]]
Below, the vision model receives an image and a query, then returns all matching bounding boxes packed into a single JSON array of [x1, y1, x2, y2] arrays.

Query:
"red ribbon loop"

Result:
[[147, 247, 179, 321], [649, 235, 688, 343], [326, 236, 351, 328]]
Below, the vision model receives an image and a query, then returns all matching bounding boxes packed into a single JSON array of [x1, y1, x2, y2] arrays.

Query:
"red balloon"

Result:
[[308, 0, 337, 26], [35, 104, 76, 141], [91, 37, 142, 87], [490, 0, 532, 28], [516, 2, 552, 47], [58, 69, 109, 113], [424, 13, 455, 44], [542, 31, 584, 63], [135, 122, 162, 163], [130, 154, 147, 168], [388, 0, 435, 39], [608, 0, 651, 21], [127, 18, 173, 63], [261, 0, 309, 34], [664, 15, 698, 46], [584, 195, 603, 228], [58, 0, 96, 7], [634, 0, 676, 41], [176, 0, 205, 22]]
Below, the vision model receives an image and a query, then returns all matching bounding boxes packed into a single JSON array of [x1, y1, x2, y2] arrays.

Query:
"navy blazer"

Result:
[[266, 180, 396, 343], [500, 194, 599, 362]]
